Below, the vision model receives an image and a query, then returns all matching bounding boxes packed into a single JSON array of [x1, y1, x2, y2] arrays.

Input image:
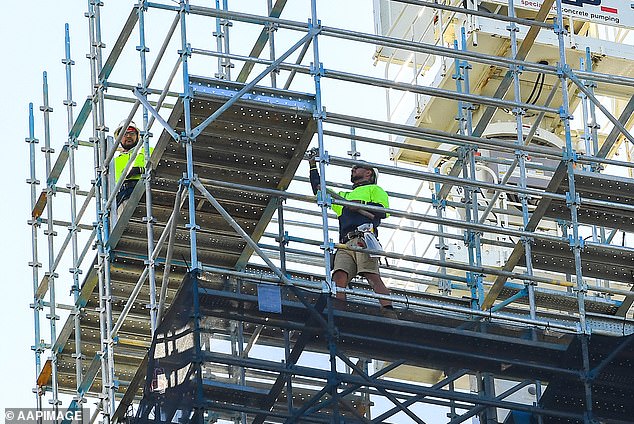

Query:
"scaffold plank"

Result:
[[520, 238, 634, 284], [545, 170, 634, 232]]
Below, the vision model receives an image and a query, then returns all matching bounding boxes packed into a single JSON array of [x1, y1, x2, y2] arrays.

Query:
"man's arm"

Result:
[[308, 157, 321, 195]]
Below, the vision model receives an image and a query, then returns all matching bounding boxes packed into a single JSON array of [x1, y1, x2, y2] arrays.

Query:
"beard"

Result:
[[351, 174, 363, 184]]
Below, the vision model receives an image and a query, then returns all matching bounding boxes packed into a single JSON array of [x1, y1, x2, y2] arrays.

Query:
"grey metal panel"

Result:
[[544, 170, 634, 232], [519, 238, 634, 284]]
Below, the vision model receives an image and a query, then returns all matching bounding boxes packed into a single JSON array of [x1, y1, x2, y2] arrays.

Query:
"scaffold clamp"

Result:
[[309, 61, 325, 77], [568, 234, 585, 249], [565, 191, 581, 207], [562, 149, 578, 162]]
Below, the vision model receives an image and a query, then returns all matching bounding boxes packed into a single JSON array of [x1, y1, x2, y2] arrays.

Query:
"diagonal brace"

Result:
[[336, 351, 427, 424], [132, 87, 180, 141], [566, 70, 634, 146], [449, 379, 533, 424], [596, 95, 634, 159], [191, 30, 316, 139], [373, 368, 470, 423], [192, 178, 330, 331]]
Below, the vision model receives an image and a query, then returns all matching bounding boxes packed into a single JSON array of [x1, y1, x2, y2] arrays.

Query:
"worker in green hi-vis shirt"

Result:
[[308, 151, 395, 315], [113, 120, 153, 212]]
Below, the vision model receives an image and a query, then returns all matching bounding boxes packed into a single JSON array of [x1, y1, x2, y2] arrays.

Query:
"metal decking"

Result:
[[130, 272, 634, 424]]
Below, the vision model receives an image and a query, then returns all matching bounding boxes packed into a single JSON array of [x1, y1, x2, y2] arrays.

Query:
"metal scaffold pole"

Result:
[[63, 22, 84, 398], [309, 0, 332, 297], [507, 0, 538, 321], [178, 2, 205, 421], [41, 71, 62, 413], [86, 0, 114, 420], [22, 1, 634, 422], [553, 0, 588, 333], [136, 0, 159, 334], [27, 102, 44, 415], [98, 1, 118, 417], [462, 29, 484, 309]]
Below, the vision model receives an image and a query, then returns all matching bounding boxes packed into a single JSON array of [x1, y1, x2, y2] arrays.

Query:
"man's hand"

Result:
[[306, 147, 319, 168]]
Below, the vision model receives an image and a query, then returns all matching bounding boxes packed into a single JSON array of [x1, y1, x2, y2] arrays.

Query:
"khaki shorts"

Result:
[[333, 236, 380, 284]]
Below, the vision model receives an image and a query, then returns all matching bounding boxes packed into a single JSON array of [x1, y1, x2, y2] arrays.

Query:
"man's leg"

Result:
[[361, 272, 392, 308], [331, 247, 356, 303], [332, 270, 349, 301]]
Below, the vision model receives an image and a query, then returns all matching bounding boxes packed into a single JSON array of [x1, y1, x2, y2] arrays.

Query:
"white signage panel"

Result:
[[486, 0, 634, 29]]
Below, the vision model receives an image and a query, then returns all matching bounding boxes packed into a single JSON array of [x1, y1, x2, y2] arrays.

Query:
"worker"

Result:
[[113, 120, 152, 211], [308, 153, 394, 311]]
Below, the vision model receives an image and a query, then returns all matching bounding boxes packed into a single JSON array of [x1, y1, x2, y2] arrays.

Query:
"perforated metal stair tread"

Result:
[[544, 170, 634, 232], [517, 238, 634, 284]]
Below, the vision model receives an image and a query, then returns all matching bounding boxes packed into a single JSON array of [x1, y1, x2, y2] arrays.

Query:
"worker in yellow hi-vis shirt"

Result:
[[113, 120, 153, 211], [308, 152, 395, 315]]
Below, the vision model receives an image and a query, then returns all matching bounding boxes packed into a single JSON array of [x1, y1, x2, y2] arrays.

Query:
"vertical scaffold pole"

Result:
[[452, 39, 479, 309], [97, 1, 117, 415], [310, 0, 340, 420], [507, 0, 538, 320], [584, 48, 601, 172], [137, 0, 159, 334], [213, 0, 225, 79], [222, 0, 232, 80], [555, 0, 592, 421], [213, 0, 232, 80], [179, 2, 204, 421], [582, 49, 608, 291], [268, 0, 277, 87], [310, 0, 332, 296], [41, 71, 61, 414], [96, 0, 117, 416], [459, 27, 495, 423], [27, 102, 44, 413], [554, 0, 588, 333], [63, 23, 84, 395], [180, 0, 198, 272], [86, 0, 114, 420], [460, 28, 484, 306], [433, 172, 450, 295], [277, 201, 288, 275]]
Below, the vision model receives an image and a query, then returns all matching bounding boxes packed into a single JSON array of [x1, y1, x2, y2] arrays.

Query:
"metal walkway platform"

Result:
[[544, 170, 634, 233], [128, 272, 634, 424]]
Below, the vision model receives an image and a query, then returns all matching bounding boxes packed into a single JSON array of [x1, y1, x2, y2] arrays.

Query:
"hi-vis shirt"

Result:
[[114, 148, 153, 182], [310, 168, 389, 241]]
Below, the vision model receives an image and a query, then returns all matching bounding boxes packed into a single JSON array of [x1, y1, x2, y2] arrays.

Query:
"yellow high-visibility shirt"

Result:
[[114, 147, 153, 182]]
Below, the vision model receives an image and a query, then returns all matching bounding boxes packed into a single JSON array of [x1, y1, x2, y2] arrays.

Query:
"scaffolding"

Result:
[[25, 0, 634, 423]]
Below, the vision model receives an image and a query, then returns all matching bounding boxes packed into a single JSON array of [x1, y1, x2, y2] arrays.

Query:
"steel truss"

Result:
[[25, 0, 634, 423]]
